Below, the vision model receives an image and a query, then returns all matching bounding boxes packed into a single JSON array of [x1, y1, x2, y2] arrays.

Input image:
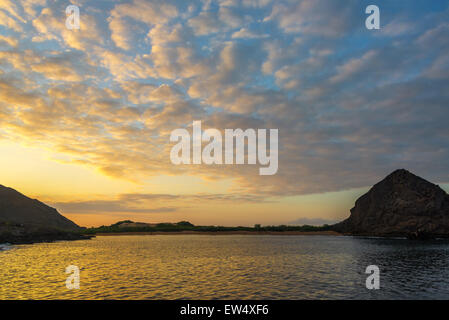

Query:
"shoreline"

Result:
[[93, 230, 341, 236], [0, 232, 94, 245]]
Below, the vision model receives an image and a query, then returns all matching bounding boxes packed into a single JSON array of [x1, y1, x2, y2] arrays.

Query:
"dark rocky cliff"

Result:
[[333, 169, 449, 239], [0, 184, 80, 231], [0, 184, 90, 244]]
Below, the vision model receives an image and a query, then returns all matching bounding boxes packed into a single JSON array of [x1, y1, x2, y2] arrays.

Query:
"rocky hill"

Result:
[[333, 169, 449, 239], [0, 184, 89, 244]]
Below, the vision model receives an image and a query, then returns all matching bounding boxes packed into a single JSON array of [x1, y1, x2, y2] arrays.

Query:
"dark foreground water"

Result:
[[1, 235, 449, 299]]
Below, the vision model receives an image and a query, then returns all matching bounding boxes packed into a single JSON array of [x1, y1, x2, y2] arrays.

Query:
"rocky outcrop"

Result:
[[0, 184, 90, 244], [0, 184, 80, 231], [0, 223, 91, 244], [333, 169, 449, 239]]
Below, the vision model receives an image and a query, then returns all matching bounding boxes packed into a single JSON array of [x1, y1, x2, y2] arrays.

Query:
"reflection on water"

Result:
[[0, 244, 12, 251], [1, 235, 449, 299]]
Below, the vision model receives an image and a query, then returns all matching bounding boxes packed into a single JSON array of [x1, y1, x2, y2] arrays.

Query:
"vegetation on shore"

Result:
[[84, 220, 332, 234]]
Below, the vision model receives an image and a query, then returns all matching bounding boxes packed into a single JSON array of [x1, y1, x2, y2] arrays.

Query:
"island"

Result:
[[333, 169, 449, 239], [84, 220, 336, 235]]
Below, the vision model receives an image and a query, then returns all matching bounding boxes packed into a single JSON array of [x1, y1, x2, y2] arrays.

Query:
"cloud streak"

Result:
[[50, 192, 270, 214]]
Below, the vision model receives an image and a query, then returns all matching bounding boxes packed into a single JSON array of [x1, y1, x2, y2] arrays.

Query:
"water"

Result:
[[0, 243, 11, 251], [1, 235, 449, 299]]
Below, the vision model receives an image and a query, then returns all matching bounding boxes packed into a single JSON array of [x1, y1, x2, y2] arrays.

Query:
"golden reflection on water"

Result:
[[2, 235, 449, 299]]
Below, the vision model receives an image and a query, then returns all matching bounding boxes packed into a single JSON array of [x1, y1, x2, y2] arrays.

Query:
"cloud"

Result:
[[231, 28, 268, 39], [53, 200, 177, 214], [265, 0, 358, 37], [147, 23, 190, 46], [108, 0, 178, 50], [417, 22, 449, 50], [188, 5, 247, 36], [0, 8, 24, 32], [0, 35, 18, 47], [0, 0, 26, 24], [330, 50, 378, 84], [381, 20, 414, 37], [0, 0, 448, 205], [31, 5, 106, 52], [189, 11, 224, 35], [31, 51, 96, 82], [51, 192, 268, 214]]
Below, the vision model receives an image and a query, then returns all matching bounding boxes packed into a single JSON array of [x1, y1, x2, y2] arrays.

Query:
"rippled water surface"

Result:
[[1, 235, 449, 299]]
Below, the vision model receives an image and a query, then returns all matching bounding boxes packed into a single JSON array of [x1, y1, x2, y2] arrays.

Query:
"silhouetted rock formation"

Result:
[[333, 169, 449, 239], [0, 184, 90, 244]]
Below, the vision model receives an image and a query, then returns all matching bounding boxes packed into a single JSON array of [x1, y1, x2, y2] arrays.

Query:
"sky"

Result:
[[0, 0, 448, 227]]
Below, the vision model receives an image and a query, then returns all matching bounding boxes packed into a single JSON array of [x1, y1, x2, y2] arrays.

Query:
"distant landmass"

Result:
[[0, 184, 90, 244], [84, 220, 332, 234], [333, 169, 449, 239]]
